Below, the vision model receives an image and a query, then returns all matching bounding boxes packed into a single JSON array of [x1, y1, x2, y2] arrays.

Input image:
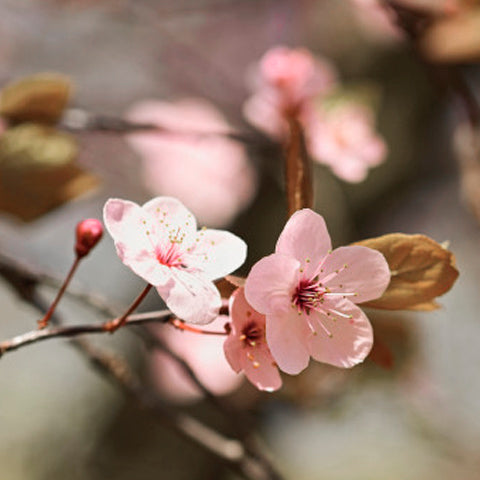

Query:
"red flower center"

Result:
[[292, 279, 325, 314], [156, 242, 184, 268], [240, 321, 264, 347]]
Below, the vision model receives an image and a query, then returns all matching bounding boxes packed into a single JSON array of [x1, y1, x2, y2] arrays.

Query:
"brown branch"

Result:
[[284, 118, 314, 217], [0, 249, 285, 478], [0, 309, 171, 357], [382, 0, 480, 128], [4, 278, 283, 480], [60, 108, 257, 144], [136, 327, 284, 480]]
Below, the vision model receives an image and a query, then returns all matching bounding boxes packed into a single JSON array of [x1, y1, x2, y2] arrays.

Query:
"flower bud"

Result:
[[75, 218, 103, 258]]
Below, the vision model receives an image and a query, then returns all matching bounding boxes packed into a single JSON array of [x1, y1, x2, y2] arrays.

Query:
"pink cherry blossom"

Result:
[[151, 317, 243, 403], [244, 209, 390, 375], [306, 104, 387, 183], [126, 98, 257, 227], [103, 196, 247, 324], [243, 46, 336, 138], [224, 288, 282, 392]]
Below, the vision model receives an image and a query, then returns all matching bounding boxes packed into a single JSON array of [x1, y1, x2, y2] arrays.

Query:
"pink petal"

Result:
[[245, 253, 300, 315], [185, 229, 247, 281], [242, 92, 286, 139], [320, 245, 390, 303], [266, 308, 311, 375], [330, 155, 369, 183], [142, 196, 197, 246], [223, 334, 243, 374], [241, 346, 282, 392], [306, 298, 373, 367], [228, 287, 265, 330], [152, 317, 243, 403], [103, 199, 171, 285], [275, 209, 332, 279], [157, 270, 222, 325]]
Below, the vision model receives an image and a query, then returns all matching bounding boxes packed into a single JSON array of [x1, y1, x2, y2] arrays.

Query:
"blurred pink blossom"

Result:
[[245, 209, 390, 375], [126, 98, 257, 227], [243, 46, 387, 183], [306, 104, 387, 183], [243, 46, 336, 138], [151, 317, 243, 403], [224, 288, 282, 392], [103, 196, 247, 324]]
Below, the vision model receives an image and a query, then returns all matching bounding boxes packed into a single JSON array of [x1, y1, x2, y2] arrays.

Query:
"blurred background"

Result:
[[1, 0, 480, 479]]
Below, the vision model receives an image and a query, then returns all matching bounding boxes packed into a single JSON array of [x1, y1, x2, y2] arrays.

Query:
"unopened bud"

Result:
[[75, 218, 103, 258]]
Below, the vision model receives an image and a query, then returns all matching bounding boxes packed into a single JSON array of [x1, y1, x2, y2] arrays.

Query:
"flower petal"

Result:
[[229, 287, 263, 331], [320, 245, 390, 303], [307, 298, 373, 368], [223, 335, 243, 374], [245, 253, 300, 315], [185, 229, 247, 281], [241, 346, 282, 392], [157, 270, 221, 325], [103, 198, 170, 285], [275, 209, 332, 279], [266, 307, 311, 375], [142, 196, 197, 246]]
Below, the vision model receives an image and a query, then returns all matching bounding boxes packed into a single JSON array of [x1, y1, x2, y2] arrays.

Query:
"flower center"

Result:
[[156, 242, 184, 268], [240, 321, 263, 347], [292, 279, 325, 314]]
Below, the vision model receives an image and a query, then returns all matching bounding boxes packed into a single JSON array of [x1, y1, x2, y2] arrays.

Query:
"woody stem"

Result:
[[37, 256, 82, 330], [103, 284, 153, 332], [170, 318, 229, 336]]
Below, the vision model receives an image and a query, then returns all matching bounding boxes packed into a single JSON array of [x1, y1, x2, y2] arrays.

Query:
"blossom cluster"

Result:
[[243, 46, 387, 183], [104, 196, 391, 393]]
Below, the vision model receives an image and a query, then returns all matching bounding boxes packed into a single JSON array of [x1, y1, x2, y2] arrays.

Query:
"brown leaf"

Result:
[[284, 118, 313, 217], [0, 73, 72, 124], [0, 123, 98, 221], [215, 275, 246, 298], [225, 275, 246, 288], [420, 9, 480, 63], [356, 233, 459, 310]]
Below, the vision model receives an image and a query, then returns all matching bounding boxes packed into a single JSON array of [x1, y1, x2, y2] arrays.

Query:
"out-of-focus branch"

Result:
[[136, 327, 284, 480], [0, 250, 118, 317], [60, 108, 257, 144], [0, 252, 284, 480], [25, 294, 274, 480], [382, 0, 480, 128]]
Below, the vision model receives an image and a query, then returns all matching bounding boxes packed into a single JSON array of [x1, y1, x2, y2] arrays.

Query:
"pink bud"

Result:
[[75, 218, 103, 258]]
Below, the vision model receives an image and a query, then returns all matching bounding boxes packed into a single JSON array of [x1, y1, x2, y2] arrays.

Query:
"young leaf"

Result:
[[0, 123, 98, 220], [356, 233, 459, 310], [0, 73, 72, 124]]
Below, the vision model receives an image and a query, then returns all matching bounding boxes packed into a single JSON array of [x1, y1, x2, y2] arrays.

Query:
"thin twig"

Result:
[[0, 309, 171, 356], [61, 108, 257, 144], [6, 285, 283, 480]]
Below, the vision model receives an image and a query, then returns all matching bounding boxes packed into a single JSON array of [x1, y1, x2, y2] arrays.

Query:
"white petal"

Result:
[[157, 270, 222, 325], [185, 229, 247, 281]]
